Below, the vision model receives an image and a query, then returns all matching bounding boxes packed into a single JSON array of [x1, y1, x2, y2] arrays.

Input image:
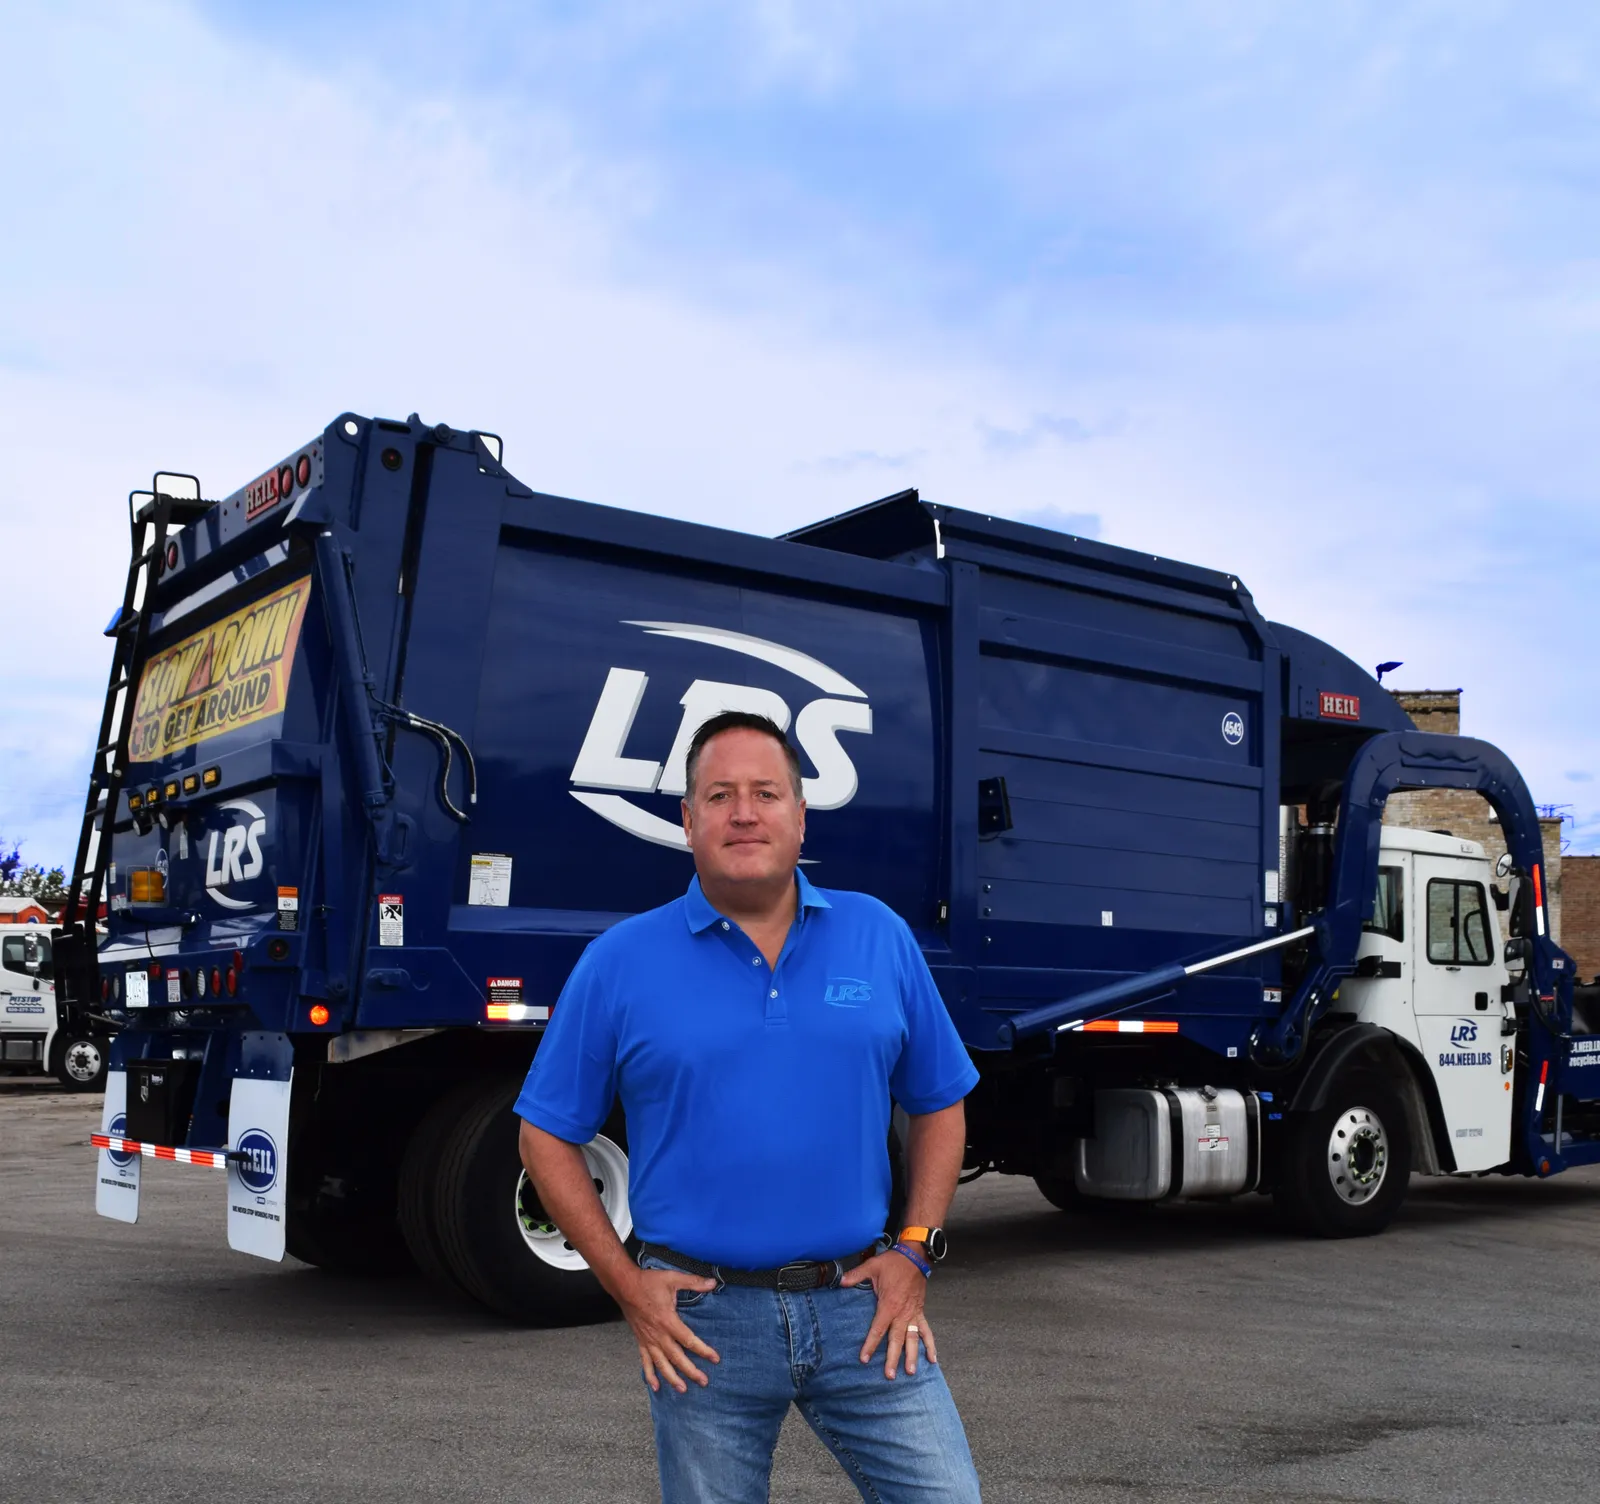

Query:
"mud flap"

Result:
[[95, 1070, 140, 1222], [227, 1067, 293, 1262]]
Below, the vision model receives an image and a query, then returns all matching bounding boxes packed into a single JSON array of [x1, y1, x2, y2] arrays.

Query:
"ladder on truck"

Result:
[[53, 474, 212, 1029]]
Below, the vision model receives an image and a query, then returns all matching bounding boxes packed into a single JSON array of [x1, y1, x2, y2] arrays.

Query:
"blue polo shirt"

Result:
[[514, 871, 978, 1268]]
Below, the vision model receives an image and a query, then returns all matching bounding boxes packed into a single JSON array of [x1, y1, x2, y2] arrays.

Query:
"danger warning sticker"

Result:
[[128, 576, 312, 760], [487, 977, 524, 1004], [378, 894, 404, 947]]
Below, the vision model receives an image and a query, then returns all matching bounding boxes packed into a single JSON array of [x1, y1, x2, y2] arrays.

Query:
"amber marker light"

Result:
[[309, 1004, 331, 1027]]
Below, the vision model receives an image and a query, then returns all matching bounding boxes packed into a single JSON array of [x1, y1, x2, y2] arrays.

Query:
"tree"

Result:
[[0, 840, 69, 904]]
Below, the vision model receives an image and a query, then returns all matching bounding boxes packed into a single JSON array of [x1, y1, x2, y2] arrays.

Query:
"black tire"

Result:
[[1033, 1173, 1152, 1217], [431, 1078, 633, 1325], [1033, 1173, 1084, 1212], [399, 1081, 489, 1301], [1275, 1073, 1412, 1238], [51, 1033, 108, 1093]]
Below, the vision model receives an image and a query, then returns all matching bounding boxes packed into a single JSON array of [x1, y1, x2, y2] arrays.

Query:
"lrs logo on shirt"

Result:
[[824, 978, 872, 1006]]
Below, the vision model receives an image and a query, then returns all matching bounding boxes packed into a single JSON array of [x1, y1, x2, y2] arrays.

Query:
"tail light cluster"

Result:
[[145, 950, 245, 1003]]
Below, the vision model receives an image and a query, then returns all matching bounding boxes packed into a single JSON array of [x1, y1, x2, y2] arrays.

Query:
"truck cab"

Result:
[[0, 927, 107, 1091], [1342, 828, 1515, 1172]]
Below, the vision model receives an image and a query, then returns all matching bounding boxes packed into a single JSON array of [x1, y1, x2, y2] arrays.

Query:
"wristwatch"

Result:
[[897, 1225, 948, 1263]]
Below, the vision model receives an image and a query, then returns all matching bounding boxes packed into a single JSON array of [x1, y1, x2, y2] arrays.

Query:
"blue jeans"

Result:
[[640, 1255, 981, 1504]]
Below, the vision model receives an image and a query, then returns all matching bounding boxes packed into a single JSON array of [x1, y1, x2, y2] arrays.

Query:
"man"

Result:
[[517, 710, 982, 1503]]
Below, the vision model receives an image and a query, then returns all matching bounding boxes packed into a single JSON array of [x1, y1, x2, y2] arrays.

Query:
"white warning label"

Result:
[[468, 853, 513, 907], [378, 894, 404, 947]]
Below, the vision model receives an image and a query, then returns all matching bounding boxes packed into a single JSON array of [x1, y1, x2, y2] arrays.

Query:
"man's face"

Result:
[[682, 728, 806, 893]]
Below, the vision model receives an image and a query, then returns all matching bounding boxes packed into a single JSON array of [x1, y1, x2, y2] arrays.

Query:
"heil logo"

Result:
[[235, 1128, 279, 1196], [569, 622, 873, 850], [107, 1112, 134, 1168]]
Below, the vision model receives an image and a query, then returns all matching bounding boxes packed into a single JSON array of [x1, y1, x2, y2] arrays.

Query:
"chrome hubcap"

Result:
[[515, 1133, 631, 1270], [64, 1040, 102, 1084], [1327, 1106, 1388, 1204]]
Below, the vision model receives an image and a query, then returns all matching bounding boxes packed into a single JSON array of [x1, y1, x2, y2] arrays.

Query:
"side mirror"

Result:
[[1495, 851, 1516, 880], [1504, 937, 1532, 965]]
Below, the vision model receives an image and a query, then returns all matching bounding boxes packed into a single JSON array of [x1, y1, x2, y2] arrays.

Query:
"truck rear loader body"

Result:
[[55, 411, 1597, 1320]]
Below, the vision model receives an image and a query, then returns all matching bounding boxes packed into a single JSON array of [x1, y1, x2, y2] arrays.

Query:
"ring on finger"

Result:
[[906, 1323, 919, 1334]]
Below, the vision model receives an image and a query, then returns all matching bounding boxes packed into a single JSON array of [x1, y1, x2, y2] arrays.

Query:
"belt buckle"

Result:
[[776, 1260, 818, 1292]]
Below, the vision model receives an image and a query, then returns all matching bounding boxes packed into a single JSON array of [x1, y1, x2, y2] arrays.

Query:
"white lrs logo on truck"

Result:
[[206, 797, 267, 909], [568, 621, 873, 850]]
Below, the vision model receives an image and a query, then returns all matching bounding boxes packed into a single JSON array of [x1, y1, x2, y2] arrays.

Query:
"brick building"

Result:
[[1382, 689, 1567, 942], [1564, 857, 1600, 982]]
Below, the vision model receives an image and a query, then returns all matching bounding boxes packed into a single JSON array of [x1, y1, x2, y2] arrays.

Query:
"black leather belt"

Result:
[[639, 1241, 876, 1291]]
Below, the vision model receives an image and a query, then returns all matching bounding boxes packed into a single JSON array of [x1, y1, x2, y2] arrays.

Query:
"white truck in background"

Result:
[[0, 927, 107, 1091]]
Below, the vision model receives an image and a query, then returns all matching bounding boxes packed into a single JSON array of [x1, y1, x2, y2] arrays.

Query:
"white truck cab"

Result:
[[1341, 827, 1516, 1171], [0, 926, 107, 1091]]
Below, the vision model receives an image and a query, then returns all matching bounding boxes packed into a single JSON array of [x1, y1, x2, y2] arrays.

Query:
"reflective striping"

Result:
[[485, 1003, 550, 1023], [1533, 865, 1547, 936], [91, 1133, 231, 1168], [1077, 1019, 1180, 1034], [1535, 1060, 1549, 1113]]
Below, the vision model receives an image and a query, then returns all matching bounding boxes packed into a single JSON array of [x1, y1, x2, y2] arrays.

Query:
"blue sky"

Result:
[[3, 0, 1597, 871]]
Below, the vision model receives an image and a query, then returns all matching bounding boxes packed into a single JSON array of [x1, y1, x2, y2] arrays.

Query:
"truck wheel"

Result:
[[432, 1078, 633, 1325], [1033, 1174, 1084, 1212], [52, 1034, 108, 1093], [1276, 1074, 1412, 1238], [399, 1081, 490, 1301]]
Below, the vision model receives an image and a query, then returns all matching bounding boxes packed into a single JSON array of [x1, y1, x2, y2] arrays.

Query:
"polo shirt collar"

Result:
[[683, 870, 831, 934]]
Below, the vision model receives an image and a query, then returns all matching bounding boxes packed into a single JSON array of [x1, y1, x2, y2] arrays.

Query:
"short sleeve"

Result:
[[887, 917, 980, 1114], [514, 944, 619, 1143]]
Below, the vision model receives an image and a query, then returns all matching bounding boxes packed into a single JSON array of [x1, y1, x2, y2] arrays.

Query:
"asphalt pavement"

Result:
[[3, 1085, 1598, 1503]]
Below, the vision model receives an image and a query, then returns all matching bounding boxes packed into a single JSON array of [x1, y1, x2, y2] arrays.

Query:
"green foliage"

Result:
[[0, 841, 68, 904]]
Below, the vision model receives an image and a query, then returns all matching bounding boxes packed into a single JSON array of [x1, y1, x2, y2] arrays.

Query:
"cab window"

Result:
[[1363, 866, 1404, 942], [1426, 879, 1493, 966], [1, 934, 52, 978]]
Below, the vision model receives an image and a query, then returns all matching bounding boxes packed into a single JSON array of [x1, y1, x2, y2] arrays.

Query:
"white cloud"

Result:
[[3, 0, 1597, 867]]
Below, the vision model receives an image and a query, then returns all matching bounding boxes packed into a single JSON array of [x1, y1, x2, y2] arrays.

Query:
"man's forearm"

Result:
[[519, 1121, 638, 1296], [901, 1101, 966, 1233]]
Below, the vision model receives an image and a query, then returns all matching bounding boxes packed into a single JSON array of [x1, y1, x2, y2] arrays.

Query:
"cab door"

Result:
[[1411, 856, 1512, 1170], [0, 931, 50, 1066]]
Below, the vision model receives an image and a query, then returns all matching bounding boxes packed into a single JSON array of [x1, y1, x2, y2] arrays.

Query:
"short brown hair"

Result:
[[684, 712, 803, 802]]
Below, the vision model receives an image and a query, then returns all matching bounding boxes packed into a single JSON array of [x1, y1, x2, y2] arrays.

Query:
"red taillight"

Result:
[[102, 978, 111, 1002], [309, 1004, 330, 1026], [148, 963, 162, 980], [296, 454, 311, 487], [232, 950, 245, 973], [225, 969, 238, 997], [165, 541, 179, 571], [210, 967, 223, 996]]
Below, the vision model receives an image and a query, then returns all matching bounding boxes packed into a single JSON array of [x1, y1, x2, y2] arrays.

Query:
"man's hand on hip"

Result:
[[840, 1249, 936, 1379], [617, 1266, 721, 1395]]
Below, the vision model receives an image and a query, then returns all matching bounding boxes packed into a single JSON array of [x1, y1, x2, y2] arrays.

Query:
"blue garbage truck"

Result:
[[56, 411, 1596, 1322]]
